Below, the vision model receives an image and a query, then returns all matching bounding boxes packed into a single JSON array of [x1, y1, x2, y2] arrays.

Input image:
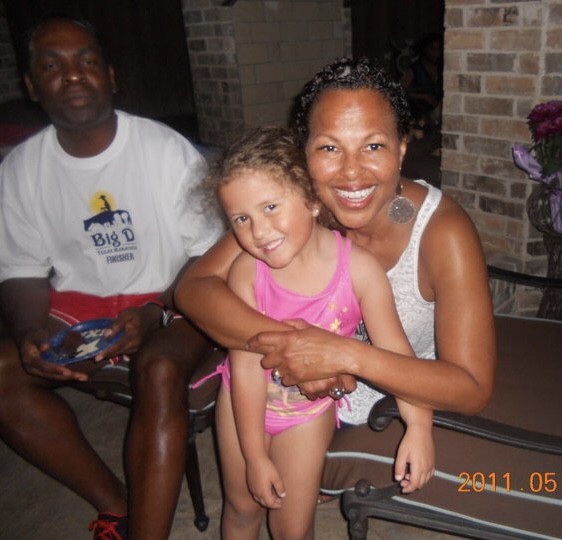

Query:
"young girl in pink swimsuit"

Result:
[[209, 126, 434, 540]]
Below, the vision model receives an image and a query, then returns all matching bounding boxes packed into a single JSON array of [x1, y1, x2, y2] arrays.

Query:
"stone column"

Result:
[[181, 0, 347, 146], [441, 0, 562, 315]]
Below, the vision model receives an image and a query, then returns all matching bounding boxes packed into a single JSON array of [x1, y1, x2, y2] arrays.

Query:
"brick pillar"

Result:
[[441, 0, 562, 315], [181, 0, 347, 147]]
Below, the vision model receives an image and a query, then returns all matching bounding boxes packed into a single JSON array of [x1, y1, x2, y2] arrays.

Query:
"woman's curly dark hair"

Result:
[[292, 57, 412, 148]]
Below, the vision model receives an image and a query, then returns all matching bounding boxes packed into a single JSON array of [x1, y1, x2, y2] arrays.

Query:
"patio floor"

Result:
[[0, 387, 466, 540]]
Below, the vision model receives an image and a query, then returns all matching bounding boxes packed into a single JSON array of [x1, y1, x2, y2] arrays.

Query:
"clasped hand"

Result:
[[247, 319, 357, 400]]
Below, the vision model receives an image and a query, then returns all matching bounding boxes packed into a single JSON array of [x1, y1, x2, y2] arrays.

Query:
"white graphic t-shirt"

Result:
[[0, 111, 224, 296]]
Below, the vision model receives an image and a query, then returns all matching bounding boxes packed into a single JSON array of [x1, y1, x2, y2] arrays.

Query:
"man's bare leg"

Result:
[[125, 320, 211, 540], [0, 338, 127, 515]]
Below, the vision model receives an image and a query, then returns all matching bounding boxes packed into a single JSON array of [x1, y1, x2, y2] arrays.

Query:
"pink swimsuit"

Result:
[[222, 230, 362, 435]]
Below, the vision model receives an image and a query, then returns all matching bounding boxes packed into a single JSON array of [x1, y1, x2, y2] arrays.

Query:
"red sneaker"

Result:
[[89, 512, 128, 540]]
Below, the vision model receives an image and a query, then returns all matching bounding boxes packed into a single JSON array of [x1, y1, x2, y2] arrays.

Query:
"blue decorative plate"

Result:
[[41, 318, 124, 365]]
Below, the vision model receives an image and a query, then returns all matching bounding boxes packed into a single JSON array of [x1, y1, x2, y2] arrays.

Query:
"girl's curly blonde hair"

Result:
[[206, 126, 340, 231]]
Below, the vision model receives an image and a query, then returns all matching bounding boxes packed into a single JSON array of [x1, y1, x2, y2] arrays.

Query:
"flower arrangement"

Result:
[[512, 100, 562, 234]]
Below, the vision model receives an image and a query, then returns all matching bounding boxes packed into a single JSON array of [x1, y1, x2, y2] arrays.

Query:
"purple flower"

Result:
[[516, 101, 562, 234], [528, 100, 562, 124], [524, 101, 562, 176], [534, 119, 560, 141]]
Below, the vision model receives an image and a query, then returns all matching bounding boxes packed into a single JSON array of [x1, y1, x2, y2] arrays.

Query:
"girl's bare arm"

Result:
[[174, 232, 287, 349]]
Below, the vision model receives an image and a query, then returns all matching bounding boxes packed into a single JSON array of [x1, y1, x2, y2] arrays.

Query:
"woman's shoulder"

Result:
[[405, 181, 476, 239], [419, 188, 487, 277], [427, 189, 479, 239], [400, 180, 483, 265]]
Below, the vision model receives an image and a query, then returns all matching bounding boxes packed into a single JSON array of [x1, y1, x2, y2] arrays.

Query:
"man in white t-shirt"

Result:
[[0, 15, 223, 540]]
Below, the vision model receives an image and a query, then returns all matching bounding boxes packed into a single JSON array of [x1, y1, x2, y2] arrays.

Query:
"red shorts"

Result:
[[48, 290, 162, 366], [49, 290, 160, 325]]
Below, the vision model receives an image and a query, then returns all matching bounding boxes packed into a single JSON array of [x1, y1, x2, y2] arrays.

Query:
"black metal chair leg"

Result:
[[342, 480, 401, 540], [346, 507, 369, 540], [185, 434, 210, 532]]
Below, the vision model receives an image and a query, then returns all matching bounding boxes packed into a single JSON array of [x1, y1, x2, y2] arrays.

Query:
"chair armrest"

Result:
[[368, 395, 562, 456], [487, 265, 562, 288]]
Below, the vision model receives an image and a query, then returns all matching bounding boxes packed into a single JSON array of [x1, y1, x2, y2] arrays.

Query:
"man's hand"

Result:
[[19, 327, 89, 382], [94, 304, 160, 362]]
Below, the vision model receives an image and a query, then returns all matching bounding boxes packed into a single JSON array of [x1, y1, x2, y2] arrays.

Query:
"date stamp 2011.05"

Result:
[[457, 472, 558, 494]]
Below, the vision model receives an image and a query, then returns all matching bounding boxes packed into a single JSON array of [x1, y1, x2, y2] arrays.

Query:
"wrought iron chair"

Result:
[[76, 344, 225, 532], [324, 266, 562, 539]]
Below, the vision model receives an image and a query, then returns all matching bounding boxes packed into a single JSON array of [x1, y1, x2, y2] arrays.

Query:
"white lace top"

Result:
[[339, 180, 442, 425]]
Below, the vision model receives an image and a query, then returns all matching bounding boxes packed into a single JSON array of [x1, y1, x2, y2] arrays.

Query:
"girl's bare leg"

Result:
[[216, 387, 266, 540], [268, 405, 336, 540]]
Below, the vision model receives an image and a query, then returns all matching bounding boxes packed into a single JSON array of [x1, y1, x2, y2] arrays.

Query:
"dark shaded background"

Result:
[[2, 0, 443, 147], [3, 0, 196, 122]]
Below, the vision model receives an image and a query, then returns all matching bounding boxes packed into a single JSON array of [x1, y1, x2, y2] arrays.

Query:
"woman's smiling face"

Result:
[[305, 88, 407, 231]]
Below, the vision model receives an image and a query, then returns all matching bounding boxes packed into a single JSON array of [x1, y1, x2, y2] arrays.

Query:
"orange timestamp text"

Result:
[[457, 472, 558, 493]]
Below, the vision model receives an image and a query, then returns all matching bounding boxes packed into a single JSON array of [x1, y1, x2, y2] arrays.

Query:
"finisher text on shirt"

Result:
[[106, 253, 135, 264]]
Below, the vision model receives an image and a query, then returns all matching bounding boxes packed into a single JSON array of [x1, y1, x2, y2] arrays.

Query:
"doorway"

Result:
[[349, 0, 445, 186]]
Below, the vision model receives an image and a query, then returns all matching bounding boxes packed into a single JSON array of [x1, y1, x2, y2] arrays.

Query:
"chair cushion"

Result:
[[74, 345, 225, 412], [322, 315, 562, 538]]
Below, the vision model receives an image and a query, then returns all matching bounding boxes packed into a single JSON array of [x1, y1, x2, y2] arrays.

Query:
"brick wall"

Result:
[[181, 0, 347, 146], [441, 0, 562, 315], [0, 4, 23, 104]]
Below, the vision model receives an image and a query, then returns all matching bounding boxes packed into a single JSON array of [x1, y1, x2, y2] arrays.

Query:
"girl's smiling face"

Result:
[[305, 88, 407, 231], [219, 168, 319, 269]]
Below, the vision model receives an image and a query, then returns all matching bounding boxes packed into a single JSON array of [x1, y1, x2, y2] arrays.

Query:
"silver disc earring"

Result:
[[388, 183, 415, 224]]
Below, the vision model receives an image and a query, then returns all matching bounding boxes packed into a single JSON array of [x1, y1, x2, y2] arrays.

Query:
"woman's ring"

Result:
[[329, 387, 345, 400], [271, 368, 282, 383]]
